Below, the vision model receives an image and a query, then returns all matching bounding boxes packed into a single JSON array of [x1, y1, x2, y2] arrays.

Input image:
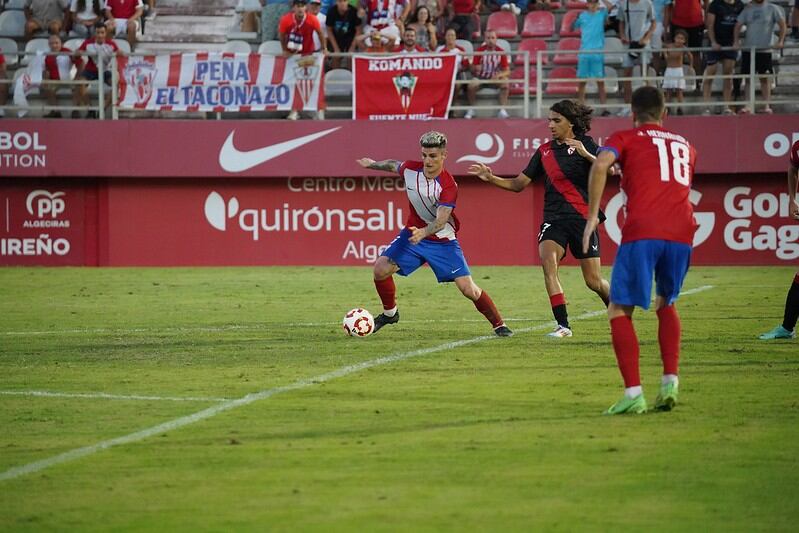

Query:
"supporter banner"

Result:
[[352, 54, 458, 120], [117, 53, 324, 112], [0, 115, 796, 177]]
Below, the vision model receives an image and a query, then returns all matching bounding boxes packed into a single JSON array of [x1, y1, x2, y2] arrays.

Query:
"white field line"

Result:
[[0, 390, 229, 402], [0, 285, 714, 483]]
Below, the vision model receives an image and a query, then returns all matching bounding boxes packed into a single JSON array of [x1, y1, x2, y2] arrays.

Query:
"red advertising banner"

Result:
[[352, 54, 458, 120], [0, 115, 796, 178]]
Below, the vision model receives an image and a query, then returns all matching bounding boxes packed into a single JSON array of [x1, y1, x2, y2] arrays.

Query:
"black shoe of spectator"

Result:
[[373, 310, 399, 333], [87, 110, 98, 119], [494, 325, 514, 337], [71, 110, 82, 119], [45, 111, 62, 118], [600, 110, 612, 117]]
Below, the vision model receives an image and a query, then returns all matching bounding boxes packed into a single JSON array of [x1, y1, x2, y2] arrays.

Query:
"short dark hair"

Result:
[[631, 86, 665, 122], [94, 21, 106, 30], [549, 99, 593, 136]]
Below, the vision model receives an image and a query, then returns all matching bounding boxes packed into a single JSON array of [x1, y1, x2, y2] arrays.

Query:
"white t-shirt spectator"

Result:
[[70, 0, 106, 22]]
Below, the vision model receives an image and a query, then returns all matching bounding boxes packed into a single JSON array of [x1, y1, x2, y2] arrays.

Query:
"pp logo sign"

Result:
[[26, 190, 66, 219]]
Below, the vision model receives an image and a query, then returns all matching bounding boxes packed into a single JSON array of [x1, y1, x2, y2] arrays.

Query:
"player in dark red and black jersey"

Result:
[[469, 100, 610, 338], [758, 139, 799, 340]]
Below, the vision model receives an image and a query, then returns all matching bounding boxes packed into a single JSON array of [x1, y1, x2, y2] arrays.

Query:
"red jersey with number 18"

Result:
[[601, 124, 698, 245]]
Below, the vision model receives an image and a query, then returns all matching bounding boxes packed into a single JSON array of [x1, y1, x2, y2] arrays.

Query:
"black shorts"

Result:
[[538, 218, 600, 260], [740, 51, 773, 75], [705, 49, 738, 65], [671, 24, 705, 49]]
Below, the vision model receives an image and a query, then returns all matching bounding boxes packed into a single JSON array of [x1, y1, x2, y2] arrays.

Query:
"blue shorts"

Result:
[[577, 52, 604, 79], [381, 228, 471, 283], [610, 239, 692, 310]]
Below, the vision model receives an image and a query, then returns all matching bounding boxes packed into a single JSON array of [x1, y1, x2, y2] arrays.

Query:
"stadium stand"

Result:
[[515, 38, 548, 65], [0, 36, 18, 66], [521, 11, 554, 38], [545, 66, 578, 95], [485, 11, 518, 39], [257, 40, 283, 55], [558, 9, 581, 38], [552, 37, 580, 65], [21, 36, 48, 65], [0, 9, 25, 37]]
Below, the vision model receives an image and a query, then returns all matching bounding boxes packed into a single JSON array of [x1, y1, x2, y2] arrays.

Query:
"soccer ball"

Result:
[[343, 308, 375, 337]]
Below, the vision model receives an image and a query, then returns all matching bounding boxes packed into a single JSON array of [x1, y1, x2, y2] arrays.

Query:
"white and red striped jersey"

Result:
[[77, 38, 119, 73], [398, 160, 460, 241], [473, 43, 509, 80]]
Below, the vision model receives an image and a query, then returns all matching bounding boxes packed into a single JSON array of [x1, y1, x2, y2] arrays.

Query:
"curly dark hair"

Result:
[[549, 100, 593, 137]]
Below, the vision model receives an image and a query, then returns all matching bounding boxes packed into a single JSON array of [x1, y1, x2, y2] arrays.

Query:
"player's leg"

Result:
[[651, 241, 692, 410], [453, 276, 512, 336], [539, 234, 571, 337], [604, 241, 656, 415], [720, 58, 735, 114], [371, 229, 421, 333], [759, 271, 799, 339], [571, 220, 609, 306]]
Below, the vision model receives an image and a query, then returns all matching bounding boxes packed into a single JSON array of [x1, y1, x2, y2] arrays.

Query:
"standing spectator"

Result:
[[279, 0, 326, 120], [74, 23, 119, 118], [238, 0, 263, 33], [465, 29, 510, 119], [393, 26, 427, 51], [42, 33, 76, 118], [665, 0, 706, 74], [262, 0, 292, 41], [309, 0, 328, 51], [105, 0, 144, 50], [447, 0, 481, 41], [791, 0, 799, 41], [407, 6, 437, 50], [618, 0, 655, 115], [326, 0, 361, 68], [661, 28, 691, 114], [733, 0, 786, 114], [701, 0, 743, 115], [650, 0, 671, 73], [583, 86, 697, 415], [575, 0, 610, 114], [69, 0, 104, 38], [24, 0, 68, 39]]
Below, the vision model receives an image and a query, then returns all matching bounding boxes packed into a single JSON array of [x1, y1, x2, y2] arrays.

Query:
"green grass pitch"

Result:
[[1, 266, 797, 530]]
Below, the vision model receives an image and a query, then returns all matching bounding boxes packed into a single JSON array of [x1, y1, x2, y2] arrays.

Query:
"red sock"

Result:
[[657, 305, 681, 375], [374, 277, 396, 310], [609, 315, 640, 387], [474, 290, 503, 328]]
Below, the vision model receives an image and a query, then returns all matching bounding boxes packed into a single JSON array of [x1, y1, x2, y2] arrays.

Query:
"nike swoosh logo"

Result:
[[451, 267, 462, 274], [218, 127, 341, 173]]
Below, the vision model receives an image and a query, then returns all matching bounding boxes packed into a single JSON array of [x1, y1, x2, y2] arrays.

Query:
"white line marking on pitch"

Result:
[[0, 285, 713, 483], [0, 390, 229, 402]]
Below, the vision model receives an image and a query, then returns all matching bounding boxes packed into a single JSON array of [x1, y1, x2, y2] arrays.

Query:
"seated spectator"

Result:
[[436, 27, 470, 107], [355, 25, 399, 51], [279, 0, 326, 119], [416, 0, 440, 21], [465, 29, 510, 119], [488, 0, 525, 16], [575, 0, 611, 114], [361, 0, 409, 36], [74, 22, 119, 118], [701, 0, 743, 115], [309, 0, 328, 50], [447, 0, 481, 40], [238, 0, 263, 33], [407, 5, 437, 50], [42, 33, 77, 118], [69, 0, 104, 38], [393, 26, 427, 51], [25, 0, 69, 39], [326, 0, 362, 68], [105, 0, 144, 51], [661, 28, 691, 114], [0, 53, 7, 118], [144, 0, 156, 18]]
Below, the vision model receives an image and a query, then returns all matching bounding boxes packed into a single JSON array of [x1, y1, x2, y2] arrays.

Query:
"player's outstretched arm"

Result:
[[356, 158, 402, 173], [582, 150, 616, 253], [467, 163, 531, 192]]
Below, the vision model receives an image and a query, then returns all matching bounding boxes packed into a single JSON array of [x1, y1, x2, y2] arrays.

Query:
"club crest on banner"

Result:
[[124, 59, 157, 105], [293, 56, 319, 108], [393, 71, 417, 113]]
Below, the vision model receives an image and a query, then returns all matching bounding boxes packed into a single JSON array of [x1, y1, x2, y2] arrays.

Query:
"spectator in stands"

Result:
[[238, 0, 263, 33], [355, 25, 399, 51], [74, 22, 119, 118], [105, 0, 144, 50], [0, 53, 7, 118], [447, 0, 481, 40], [360, 0, 409, 36], [24, 0, 68, 39], [661, 28, 691, 113], [575, 0, 611, 115], [42, 33, 76, 118], [437, 27, 470, 114], [465, 29, 510, 119], [262, 0, 292, 41], [607, 0, 621, 34], [279, 0, 326, 119], [733, 0, 786, 114], [407, 6, 437, 50], [792, 0, 799, 41], [701, 0, 743, 115], [393, 26, 427, 51], [491, 0, 526, 16], [650, 0, 671, 73], [69, 0, 104, 38], [664, 0, 705, 74], [326, 0, 361, 68], [416, 0, 441, 21], [309, 0, 328, 51], [618, 0, 655, 115]]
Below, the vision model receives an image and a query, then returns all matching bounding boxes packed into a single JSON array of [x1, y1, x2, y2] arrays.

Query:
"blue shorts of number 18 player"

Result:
[[610, 239, 692, 310]]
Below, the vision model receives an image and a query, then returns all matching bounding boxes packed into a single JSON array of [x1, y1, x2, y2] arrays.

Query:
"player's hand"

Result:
[[582, 216, 599, 255], [790, 199, 799, 219], [563, 138, 590, 158], [356, 157, 375, 168], [408, 226, 425, 244], [467, 163, 492, 182]]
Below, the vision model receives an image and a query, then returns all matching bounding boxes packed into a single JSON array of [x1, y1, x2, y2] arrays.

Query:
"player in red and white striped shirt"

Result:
[[356, 131, 513, 337], [465, 30, 510, 119]]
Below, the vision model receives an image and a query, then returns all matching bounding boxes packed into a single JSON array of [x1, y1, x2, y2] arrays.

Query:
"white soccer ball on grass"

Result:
[[343, 308, 375, 337]]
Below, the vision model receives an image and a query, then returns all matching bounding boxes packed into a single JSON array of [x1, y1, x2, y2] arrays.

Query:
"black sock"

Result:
[[782, 279, 799, 332], [552, 304, 569, 328]]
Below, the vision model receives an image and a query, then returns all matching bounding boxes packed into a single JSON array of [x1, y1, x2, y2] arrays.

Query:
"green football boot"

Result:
[[604, 394, 647, 415], [654, 381, 679, 412]]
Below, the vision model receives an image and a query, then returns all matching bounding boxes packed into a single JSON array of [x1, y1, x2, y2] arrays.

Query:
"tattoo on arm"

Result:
[[369, 159, 402, 173], [425, 206, 453, 236]]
